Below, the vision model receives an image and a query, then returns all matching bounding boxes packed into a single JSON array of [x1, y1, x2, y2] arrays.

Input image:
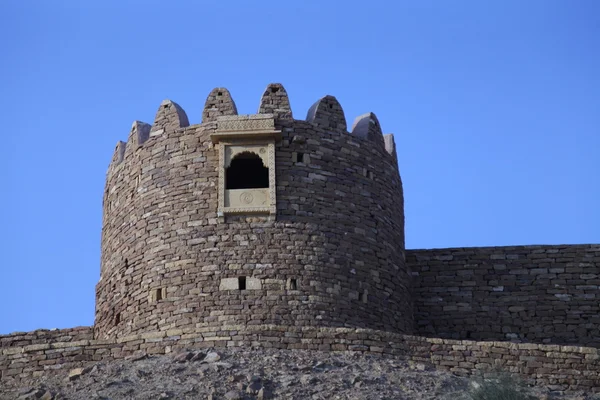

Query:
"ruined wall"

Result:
[[2, 326, 599, 393], [408, 244, 600, 347], [95, 84, 410, 339]]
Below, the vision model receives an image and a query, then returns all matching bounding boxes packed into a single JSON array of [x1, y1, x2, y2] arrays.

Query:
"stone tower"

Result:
[[94, 83, 410, 339]]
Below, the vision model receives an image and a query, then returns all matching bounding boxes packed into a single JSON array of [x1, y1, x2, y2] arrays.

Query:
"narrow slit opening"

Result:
[[115, 312, 121, 325], [360, 291, 368, 303], [289, 278, 297, 290], [297, 152, 304, 163], [238, 276, 246, 290], [156, 288, 163, 301]]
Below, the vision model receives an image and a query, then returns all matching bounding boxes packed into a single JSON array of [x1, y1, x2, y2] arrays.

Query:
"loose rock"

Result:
[[0, 348, 590, 400], [223, 390, 241, 400], [201, 351, 221, 364], [67, 367, 90, 381], [172, 351, 193, 363]]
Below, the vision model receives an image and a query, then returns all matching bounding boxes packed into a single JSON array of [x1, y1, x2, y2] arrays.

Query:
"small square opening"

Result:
[[238, 276, 246, 290], [156, 288, 163, 301]]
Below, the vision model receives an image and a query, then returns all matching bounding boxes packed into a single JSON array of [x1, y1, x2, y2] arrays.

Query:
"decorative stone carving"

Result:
[[224, 144, 269, 168], [211, 114, 281, 143]]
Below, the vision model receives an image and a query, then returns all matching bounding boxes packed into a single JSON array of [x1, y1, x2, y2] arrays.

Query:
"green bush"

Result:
[[462, 372, 538, 400]]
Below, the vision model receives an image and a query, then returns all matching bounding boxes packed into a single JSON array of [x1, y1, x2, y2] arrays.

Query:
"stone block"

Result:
[[246, 277, 262, 290], [220, 278, 239, 291]]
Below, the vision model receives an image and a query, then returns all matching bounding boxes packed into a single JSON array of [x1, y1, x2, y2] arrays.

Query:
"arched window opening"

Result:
[[226, 152, 268, 190]]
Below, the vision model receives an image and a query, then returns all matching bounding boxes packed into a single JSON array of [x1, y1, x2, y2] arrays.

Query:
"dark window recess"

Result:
[[297, 152, 304, 163], [124, 259, 128, 268], [289, 278, 297, 290], [156, 288, 163, 301], [271, 86, 279, 93], [115, 312, 121, 325], [226, 152, 268, 189], [238, 276, 247, 290], [360, 291, 368, 303]]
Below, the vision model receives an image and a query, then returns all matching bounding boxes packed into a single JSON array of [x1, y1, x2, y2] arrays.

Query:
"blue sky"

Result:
[[0, 1, 598, 334]]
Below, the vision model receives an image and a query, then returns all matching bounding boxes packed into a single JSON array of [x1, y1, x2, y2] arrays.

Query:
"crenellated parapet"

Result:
[[125, 121, 151, 156], [150, 99, 189, 136], [351, 112, 386, 150], [258, 83, 292, 119], [306, 95, 347, 132], [383, 134, 397, 161], [202, 88, 238, 123], [110, 141, 127, 166], [105, 83, 399, 177]]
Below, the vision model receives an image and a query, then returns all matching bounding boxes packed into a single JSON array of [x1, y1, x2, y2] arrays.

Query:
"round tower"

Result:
[[94, 83, 411, 339]]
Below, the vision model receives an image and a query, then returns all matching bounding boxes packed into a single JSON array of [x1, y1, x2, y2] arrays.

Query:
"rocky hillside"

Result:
[[1, 348, 597, 400]]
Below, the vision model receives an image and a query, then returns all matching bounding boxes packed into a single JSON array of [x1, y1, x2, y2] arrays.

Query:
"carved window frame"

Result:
[[211, 115, 280, 221]]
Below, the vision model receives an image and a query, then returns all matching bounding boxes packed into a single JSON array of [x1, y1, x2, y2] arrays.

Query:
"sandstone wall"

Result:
[[95, 84, 410, 339], [1, 326, 598, 393], [0, 327, 93, 349], [408, 245, 600, 347]]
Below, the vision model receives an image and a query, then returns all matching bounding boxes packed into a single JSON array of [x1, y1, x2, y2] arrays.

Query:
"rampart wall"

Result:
[[1, 326, 599, 393], [408, 244, 600, 347], [2, 84, 598, 394]]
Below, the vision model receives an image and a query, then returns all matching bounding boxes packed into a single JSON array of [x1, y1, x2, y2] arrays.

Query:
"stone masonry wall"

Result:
[[0, 327, 93, 349], [1, 326, 598, 393], [408, 244, 600, 347], [5, 83, 598, 393], [95, 84, 410, 339]]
